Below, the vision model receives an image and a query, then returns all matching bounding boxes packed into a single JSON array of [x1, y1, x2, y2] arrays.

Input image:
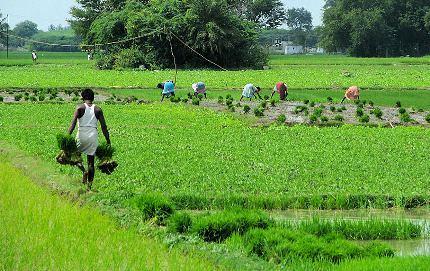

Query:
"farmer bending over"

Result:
[[341, 86, 360, 103], [68, 88, 111, 191], [192, 82, 207, 98], [240, 83, 262, 101], [157, 80, 175, 101], [271, 82, 288, 101]]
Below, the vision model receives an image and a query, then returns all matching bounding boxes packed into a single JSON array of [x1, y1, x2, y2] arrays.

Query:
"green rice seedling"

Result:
[[243, 105, 251, 114], [181, 98, 189, 103], [29, 96, 37, 102], [372, 108, 383, 119], [303, 99, 310, 105], [399, 108, 406, 114], [362, 100, 367, 106], [396, 101, 402, 108], [192, 209, 271, 242], [218, 96, 224, 104], [167, 212, 193, 234], [270, 99, 276, 107], [254, 107, 264, 117], [425, 114, 430, 123], [330, 106, 336, 112], [226, 99, 233, 107], [418, 108, 424, 112], [72, 96, 79, 102], [229, 106, 236, 112], [55, 133, 82, 166], [341, 106, 347, 111], [95, 142, 115, 161], [337, 107, 343, 112], [64, 89, 73, 96], [226, 94, 232, 100], [400, 113, 412, 122], [321, 116, 329, 122], [260, 101, 267, 108], [192, 98, 200, 106], [294, 105, 308, 114], [327, 97, 333, 103], [0, 96, 3, 102], [276, 114, 286, 125], [313, 108, 323, 117], [368, 100, 374, 107], [264, 95, 270, 101], [334, 115, 344, 122], [319, 104, 325, 109], [131, 193, 175, 225], [359, 114, 370, 123], [309, 114, 318, 123], [14, 94, 23, 101], [197, 93, 204, 100], [187, 92, 193, 99], [356, 108, 364, 117], [309, 101, 315, 107], [236, 102, 241, 107]]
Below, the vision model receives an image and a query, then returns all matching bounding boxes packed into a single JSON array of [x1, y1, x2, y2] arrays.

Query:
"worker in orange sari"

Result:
[[341, 86, 360, 103]]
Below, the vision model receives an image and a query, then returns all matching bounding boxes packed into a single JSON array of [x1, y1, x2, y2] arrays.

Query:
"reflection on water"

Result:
[[270, 208, 430, 256]]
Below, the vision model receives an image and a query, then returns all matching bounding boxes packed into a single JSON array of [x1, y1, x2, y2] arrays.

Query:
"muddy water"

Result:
[[270, 208, 430, 256]]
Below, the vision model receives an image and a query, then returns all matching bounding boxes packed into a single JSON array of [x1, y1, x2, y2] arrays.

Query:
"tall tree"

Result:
[[228, 0, 287, 28], [0, 12, 8, 42], [286, 8, 313, 31], [13, 20, 38, 38]]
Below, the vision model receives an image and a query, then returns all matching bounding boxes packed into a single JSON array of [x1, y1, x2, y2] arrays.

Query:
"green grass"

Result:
[[0, 162, 215, 270], [1, 103, 430, 210], [0, 51, 89, 66]]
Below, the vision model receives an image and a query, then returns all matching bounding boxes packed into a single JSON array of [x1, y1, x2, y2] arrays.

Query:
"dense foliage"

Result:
[[322, 0, 430, 57]]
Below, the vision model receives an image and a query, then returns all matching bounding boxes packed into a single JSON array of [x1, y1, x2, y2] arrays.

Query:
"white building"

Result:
[[285, 45, 304, 55]]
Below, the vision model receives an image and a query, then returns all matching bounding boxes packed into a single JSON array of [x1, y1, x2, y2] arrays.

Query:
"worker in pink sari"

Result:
[[341, 86, 360, 103]]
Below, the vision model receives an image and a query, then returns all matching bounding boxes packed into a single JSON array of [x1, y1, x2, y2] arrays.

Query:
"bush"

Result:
[[395, 101, 402, 108], [192, 98, 200, 106], [254, 107, 264, 117], [327, 97, 333, 103], [114, 47, 146, 69], [303, 99, 310, 104], [356, 108, 364, 117], [168, 212, 192, 234], [14, 94, 23, 101], [192, 209, 271, 242], [95, 53, 116, 70], [276, 114, 286, 124], [243, 105, 251, 114], [372, 108, 383, 119], [218, 96, 224, 104], [270, 99, 276, 107], [321, 116, 329, 122], [359, 114, 370, 123], [334, 115, 344, 122], [131, 194, 175, 225]]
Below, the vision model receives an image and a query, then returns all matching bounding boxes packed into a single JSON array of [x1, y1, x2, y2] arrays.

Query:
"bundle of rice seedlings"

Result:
[[95, 142, 118, 175], [55, 133, 82, 166]]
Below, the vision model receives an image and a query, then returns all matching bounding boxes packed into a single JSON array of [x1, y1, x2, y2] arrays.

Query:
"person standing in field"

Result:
[[271, 82, 288, 101], [240, 83, 262, 101], [341, 86, 360, 103], [157, 80, 175, 101], [68, 88, 111, 191], [31, 50, 37, 63], [192, 82, 207, 98]]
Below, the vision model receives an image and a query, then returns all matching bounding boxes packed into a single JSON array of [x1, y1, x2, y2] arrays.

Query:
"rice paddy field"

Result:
[[1, 51, 430, 270]]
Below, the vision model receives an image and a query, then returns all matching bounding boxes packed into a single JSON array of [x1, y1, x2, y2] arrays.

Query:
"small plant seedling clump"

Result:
[[341, 106, 347, 111], [398, 108, 406, 114], [396, 101, 402, 108], [334, 115, 344, 122], [187, 92, 193, 99], [14, 94, 23, 101], [309, 101, 315, 107], [264, 95, 270, 101], [356, 108, 364, 117], [0, 96, 3, 102], [426, 114, 430, 123], [197, 93, 204, 100], [303, 99, 310, 105], [309, 114, 318, 123], [218, 96, 224, 104], [368, 100, 374, 107], [132, 194, 175, 225], [168, 212, 192, 234], [170, 96, 180, 103], [254, 107, 264, 117], [294, 106, 308, 115], [313, 108, 323, 117], [276, 114, 286, 125], [372, 108, 383, 119], [182, 98, 189, 103], [55, 134, 82, 166], [327, 97, 333, 103], [359, 114, 370, 123], [400, 113, 412, 123], [337, 107, 343, 112], [270, 99, 276, 107], [260, 101, 267, 109], [243, 105, 251, 114], [330, 106, 336, 112], [320, 116, 329, 122], [95, 142, 118, 174], [192, 98, 200, 106]]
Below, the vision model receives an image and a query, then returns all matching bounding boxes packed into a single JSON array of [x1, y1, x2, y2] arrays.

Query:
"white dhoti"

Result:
[[77, 127, 98, 156]]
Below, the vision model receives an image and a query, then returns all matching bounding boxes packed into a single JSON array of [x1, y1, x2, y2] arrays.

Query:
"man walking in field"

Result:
[[31, 50, 37, 64], [68, 88, 111, 191]]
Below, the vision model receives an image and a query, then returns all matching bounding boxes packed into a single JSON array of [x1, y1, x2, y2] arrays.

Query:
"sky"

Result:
[[1, 0, 325, 31]]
